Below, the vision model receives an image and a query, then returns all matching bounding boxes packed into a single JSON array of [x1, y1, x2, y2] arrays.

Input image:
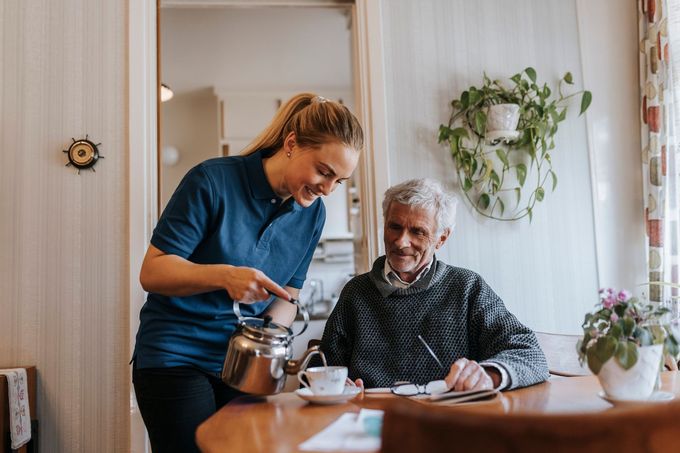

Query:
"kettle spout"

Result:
[[284, 344, 321, 375]]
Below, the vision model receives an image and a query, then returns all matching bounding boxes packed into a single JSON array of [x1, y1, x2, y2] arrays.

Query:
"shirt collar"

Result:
[[243, 149, 302, 211], [383, 258, 434, 289]]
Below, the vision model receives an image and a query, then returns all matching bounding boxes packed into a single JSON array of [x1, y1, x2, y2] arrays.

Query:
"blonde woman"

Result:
[[132, 93, 364, 453]]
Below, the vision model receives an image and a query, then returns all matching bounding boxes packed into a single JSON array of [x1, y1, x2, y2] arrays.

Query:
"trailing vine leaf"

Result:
[[524, 67, 538, 83], [478, 193, 490, 210], [536, 187, 545, 202], [497, 197, 505, 216], [439, 68, 591, 221], [580, 91, 592, 115], [550, 170, 558, 191], [495, 149, 509, 168], [474, 110, 486, 135], [516, 163, 527, 187]]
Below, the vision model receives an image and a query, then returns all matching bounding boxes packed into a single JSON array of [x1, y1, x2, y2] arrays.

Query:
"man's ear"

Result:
[[435, 228, 451, 250]]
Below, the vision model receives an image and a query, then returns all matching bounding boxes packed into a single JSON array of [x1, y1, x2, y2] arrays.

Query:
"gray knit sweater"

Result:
[[315, 256, 549, 389]]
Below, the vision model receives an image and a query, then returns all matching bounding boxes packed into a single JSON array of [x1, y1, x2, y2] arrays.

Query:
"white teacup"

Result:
[[297, 366, 348, 395]]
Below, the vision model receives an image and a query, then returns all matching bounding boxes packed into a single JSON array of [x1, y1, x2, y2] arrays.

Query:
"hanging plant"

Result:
[[438, 68, 592, 221]]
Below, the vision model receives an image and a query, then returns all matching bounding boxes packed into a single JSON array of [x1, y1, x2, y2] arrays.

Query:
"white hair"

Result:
[[382, 178, 458, 233]]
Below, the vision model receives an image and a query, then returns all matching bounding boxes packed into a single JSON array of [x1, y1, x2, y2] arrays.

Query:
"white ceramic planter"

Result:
[[485, 103, 520, 143], [597, 344, 662, 400]]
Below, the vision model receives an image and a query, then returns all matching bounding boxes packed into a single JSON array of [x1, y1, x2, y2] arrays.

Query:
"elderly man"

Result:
[[317, 178, 549, 391]]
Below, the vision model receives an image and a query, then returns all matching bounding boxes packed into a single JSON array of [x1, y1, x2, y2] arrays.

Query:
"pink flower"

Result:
[[602, 295, 617, 309], [610, 313, 619, 323], [617, 290, 632, 302]]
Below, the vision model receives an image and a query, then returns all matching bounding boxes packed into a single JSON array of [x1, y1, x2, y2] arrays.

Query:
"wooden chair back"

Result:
[[381, 397, 680, 453], [535, 331, 591, 377]]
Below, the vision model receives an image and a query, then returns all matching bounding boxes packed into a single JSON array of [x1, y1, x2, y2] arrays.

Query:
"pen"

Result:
[[418, 335, 445, 370]]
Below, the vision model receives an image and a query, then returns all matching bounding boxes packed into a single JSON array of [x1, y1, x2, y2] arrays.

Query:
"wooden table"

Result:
[[196, 372, 680, 453]]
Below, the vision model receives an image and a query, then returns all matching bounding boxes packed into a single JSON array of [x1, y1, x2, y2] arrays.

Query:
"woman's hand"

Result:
[[139, 244, 290, 301], [223, 265, 290, 303]]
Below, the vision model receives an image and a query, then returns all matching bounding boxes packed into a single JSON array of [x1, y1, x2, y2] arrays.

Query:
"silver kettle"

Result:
[[221, 299, 321, 395]]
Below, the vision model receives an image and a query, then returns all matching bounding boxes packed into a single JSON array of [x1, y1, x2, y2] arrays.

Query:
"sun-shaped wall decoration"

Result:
[[63, 135, 103, 174]]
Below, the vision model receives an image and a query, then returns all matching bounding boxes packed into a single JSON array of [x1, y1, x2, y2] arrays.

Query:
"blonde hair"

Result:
[[240, 93, 364, 155]]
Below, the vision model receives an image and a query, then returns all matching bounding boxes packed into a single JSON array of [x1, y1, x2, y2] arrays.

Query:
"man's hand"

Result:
[[444, 358, 494, 391]]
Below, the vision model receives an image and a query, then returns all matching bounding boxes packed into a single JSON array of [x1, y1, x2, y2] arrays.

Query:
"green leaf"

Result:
[[495, 149, 509, 168], [564, 72, 574, 84], [497, 197, 505, 216], [550, 170, 558, 191], [516, 163, 527, 187], [510, 73, 522, 84], [527, 207, 533, 222], [558, 108, 567, 121], [586, 347, 603, 374], [543, 85, 551, 98], [478, 193, 490, 210], [525, 67, 537, 83], [609, 323, 623, 339], [449, 139, 459, 156], [580, 91, 592, 115], [438, 125, 451, 143], [451, 127, 469, 139], [535, 187, 545, 202], [474, 110, 486, 135], [469, 89, 481, 107], [615, 341, 638, 370], [514, 187, 521, 206], [622, 317, 635, 337], [461, 91, 470, 109], [490, 170, 501, 194], [463, 177, 473, 192], [594, 336, 617, 365]]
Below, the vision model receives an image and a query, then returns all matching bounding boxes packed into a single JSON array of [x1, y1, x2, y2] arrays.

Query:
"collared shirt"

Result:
[[383, 258, 433, 288], [134, 149, 326, 374], [383, 257, 509, 389]]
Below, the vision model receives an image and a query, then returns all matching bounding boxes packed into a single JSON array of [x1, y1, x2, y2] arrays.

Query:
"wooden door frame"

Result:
[[128, 0, 388, 449]]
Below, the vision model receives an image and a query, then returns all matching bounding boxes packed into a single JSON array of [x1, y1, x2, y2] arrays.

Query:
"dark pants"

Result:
[[133, 366, 245, 453]]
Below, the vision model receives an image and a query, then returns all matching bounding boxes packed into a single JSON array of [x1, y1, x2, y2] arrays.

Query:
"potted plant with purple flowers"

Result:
[[577, 288, 680, 401]]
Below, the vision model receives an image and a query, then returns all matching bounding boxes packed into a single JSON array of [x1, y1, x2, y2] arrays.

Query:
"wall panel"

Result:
[[0, 0, 129, 451]]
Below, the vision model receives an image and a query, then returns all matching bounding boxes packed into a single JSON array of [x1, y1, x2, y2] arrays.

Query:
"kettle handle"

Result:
[[233, 298, 310, 338]]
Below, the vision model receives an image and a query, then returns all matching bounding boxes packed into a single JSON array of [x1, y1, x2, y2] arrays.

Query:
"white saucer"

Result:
[[295, 385, 362, 405], [597, 390, 675, 406]]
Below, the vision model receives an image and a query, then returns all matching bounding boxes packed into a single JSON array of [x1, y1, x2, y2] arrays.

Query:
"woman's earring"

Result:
[[286, 151, 291, 158]]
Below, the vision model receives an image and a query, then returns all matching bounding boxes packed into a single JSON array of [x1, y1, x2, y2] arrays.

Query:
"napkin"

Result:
[[0, 368, 31, 449], [299, 409, 384, 452]]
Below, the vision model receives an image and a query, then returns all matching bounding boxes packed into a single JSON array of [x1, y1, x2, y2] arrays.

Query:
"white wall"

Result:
[[0, 1, 644, 450], [160, 7, 353, 94], [380, 0, 643, 334], [0, 0, 129, 451], [161, 89, 220, 208]]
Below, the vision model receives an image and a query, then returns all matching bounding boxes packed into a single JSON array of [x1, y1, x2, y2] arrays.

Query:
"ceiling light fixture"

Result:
[[160, 83, 174, 102]]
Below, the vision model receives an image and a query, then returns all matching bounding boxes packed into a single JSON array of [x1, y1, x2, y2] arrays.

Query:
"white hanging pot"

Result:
[[485, 103, 520, 144], [596, 344, 663, 400]]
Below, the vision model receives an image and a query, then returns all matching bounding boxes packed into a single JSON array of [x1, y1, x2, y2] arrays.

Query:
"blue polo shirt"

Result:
[[133, 149, 325, 374]]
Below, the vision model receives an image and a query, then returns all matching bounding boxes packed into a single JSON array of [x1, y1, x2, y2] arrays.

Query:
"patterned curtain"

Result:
[[640, 0, 680, 303]]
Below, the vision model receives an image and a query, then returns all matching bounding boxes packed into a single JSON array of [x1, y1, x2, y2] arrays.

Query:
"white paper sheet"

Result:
[[299, 409, 384, 452]]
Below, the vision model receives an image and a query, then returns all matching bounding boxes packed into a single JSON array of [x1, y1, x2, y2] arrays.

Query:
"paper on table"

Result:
[[299, 409, 384, 452], [418, 388, 498, 404]]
